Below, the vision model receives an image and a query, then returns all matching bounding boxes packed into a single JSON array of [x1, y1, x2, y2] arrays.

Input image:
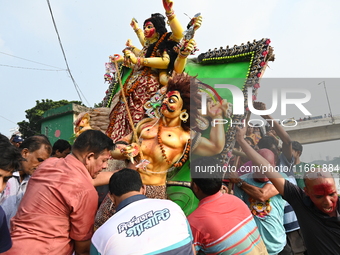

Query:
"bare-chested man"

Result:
[[95, 73, 227, 229]]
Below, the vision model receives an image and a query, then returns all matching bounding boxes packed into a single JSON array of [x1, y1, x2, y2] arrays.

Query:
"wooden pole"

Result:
[[113, 60, 143, 159]]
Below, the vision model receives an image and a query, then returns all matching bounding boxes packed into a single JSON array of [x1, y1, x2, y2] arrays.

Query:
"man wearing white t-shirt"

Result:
[[91, 168, 194, 255]]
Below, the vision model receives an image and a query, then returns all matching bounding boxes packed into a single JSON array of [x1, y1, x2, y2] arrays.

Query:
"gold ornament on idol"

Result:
[[179, 111, 189, 123]]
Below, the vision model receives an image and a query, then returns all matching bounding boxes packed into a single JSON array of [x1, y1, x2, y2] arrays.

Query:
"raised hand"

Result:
[[191, 14, 203, 31], [130, 18, 139, 30], [123, 49, 137, 64], [130, 17, 145, 46], [162, 0, 174, 13], [119, 143, 140, 164], [126, 39, 133, 48], [221, 99, 230, 118], [236, 126, 247, 143], [110, 54, 124, 63], [179, 39, 196, 57], [207, 100, 223, 119], [253, 101, 266, 111]]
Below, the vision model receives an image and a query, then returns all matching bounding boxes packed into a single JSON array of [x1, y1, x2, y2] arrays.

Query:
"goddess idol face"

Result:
[[143, 21, 157, 40]]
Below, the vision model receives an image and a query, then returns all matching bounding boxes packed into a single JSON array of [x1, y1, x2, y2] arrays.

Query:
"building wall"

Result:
[[41, 103, 89, 145], [41, 113, 74, 145]]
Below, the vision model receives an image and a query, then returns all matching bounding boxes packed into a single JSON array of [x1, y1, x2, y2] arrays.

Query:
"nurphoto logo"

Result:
[[200, 84, 312, 127]]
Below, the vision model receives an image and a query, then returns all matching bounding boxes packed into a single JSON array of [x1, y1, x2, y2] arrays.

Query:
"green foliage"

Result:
[[18, 99, 83, 138], [94, 102, 104, 108], [69, 133, 77, 145]]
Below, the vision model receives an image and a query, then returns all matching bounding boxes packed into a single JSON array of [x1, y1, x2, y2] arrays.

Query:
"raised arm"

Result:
[[255, 101, 293, 162], [174, 39, 196, 73], [130, 18, 145, 46], [193, 100, 226, 156], [110, 131, 134, 160], [236, 126, 286, 195], [125, 39, 141, 56], [174, 15, 202, 73], [162, 0, 184, 41], [237, 181, 279, 202]]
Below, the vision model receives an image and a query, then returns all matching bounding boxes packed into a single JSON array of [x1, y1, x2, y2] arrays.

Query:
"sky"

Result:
[[0, 0, 339, 162]]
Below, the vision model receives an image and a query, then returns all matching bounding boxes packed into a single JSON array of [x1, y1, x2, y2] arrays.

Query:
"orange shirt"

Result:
[[7, 155, 98, 255]]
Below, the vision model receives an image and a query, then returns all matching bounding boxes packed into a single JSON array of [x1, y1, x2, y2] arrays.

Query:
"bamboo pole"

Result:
[[113, 60, 143, 160]]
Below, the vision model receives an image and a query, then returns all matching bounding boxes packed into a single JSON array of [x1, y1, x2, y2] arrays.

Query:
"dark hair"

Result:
[[73, 130, 114, 158], [253, 125, 264, 137], [19, 135, 52, 155], [143, 13, 167, 38], [245, 136, 255, 147], [143, 13, 178, 74], [0, 133, 23, 172], [109, 168, 143, 196], [166, 74, 201, 131], [0, 133, 11, 146], [292, 141, 303, 153], [257, 136, 278, 150], [52, 139, 71, 155], [191, 156, 223, 196]]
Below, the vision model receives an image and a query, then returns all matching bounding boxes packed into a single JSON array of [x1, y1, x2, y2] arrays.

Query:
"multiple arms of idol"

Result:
[[111, 0, 202, 78]]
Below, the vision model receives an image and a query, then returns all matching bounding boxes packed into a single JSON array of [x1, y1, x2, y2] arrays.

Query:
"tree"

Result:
[[18, 99, 83, 138]]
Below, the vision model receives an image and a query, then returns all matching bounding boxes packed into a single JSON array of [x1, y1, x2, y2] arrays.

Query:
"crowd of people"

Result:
[[1, 75, 339, 255]]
